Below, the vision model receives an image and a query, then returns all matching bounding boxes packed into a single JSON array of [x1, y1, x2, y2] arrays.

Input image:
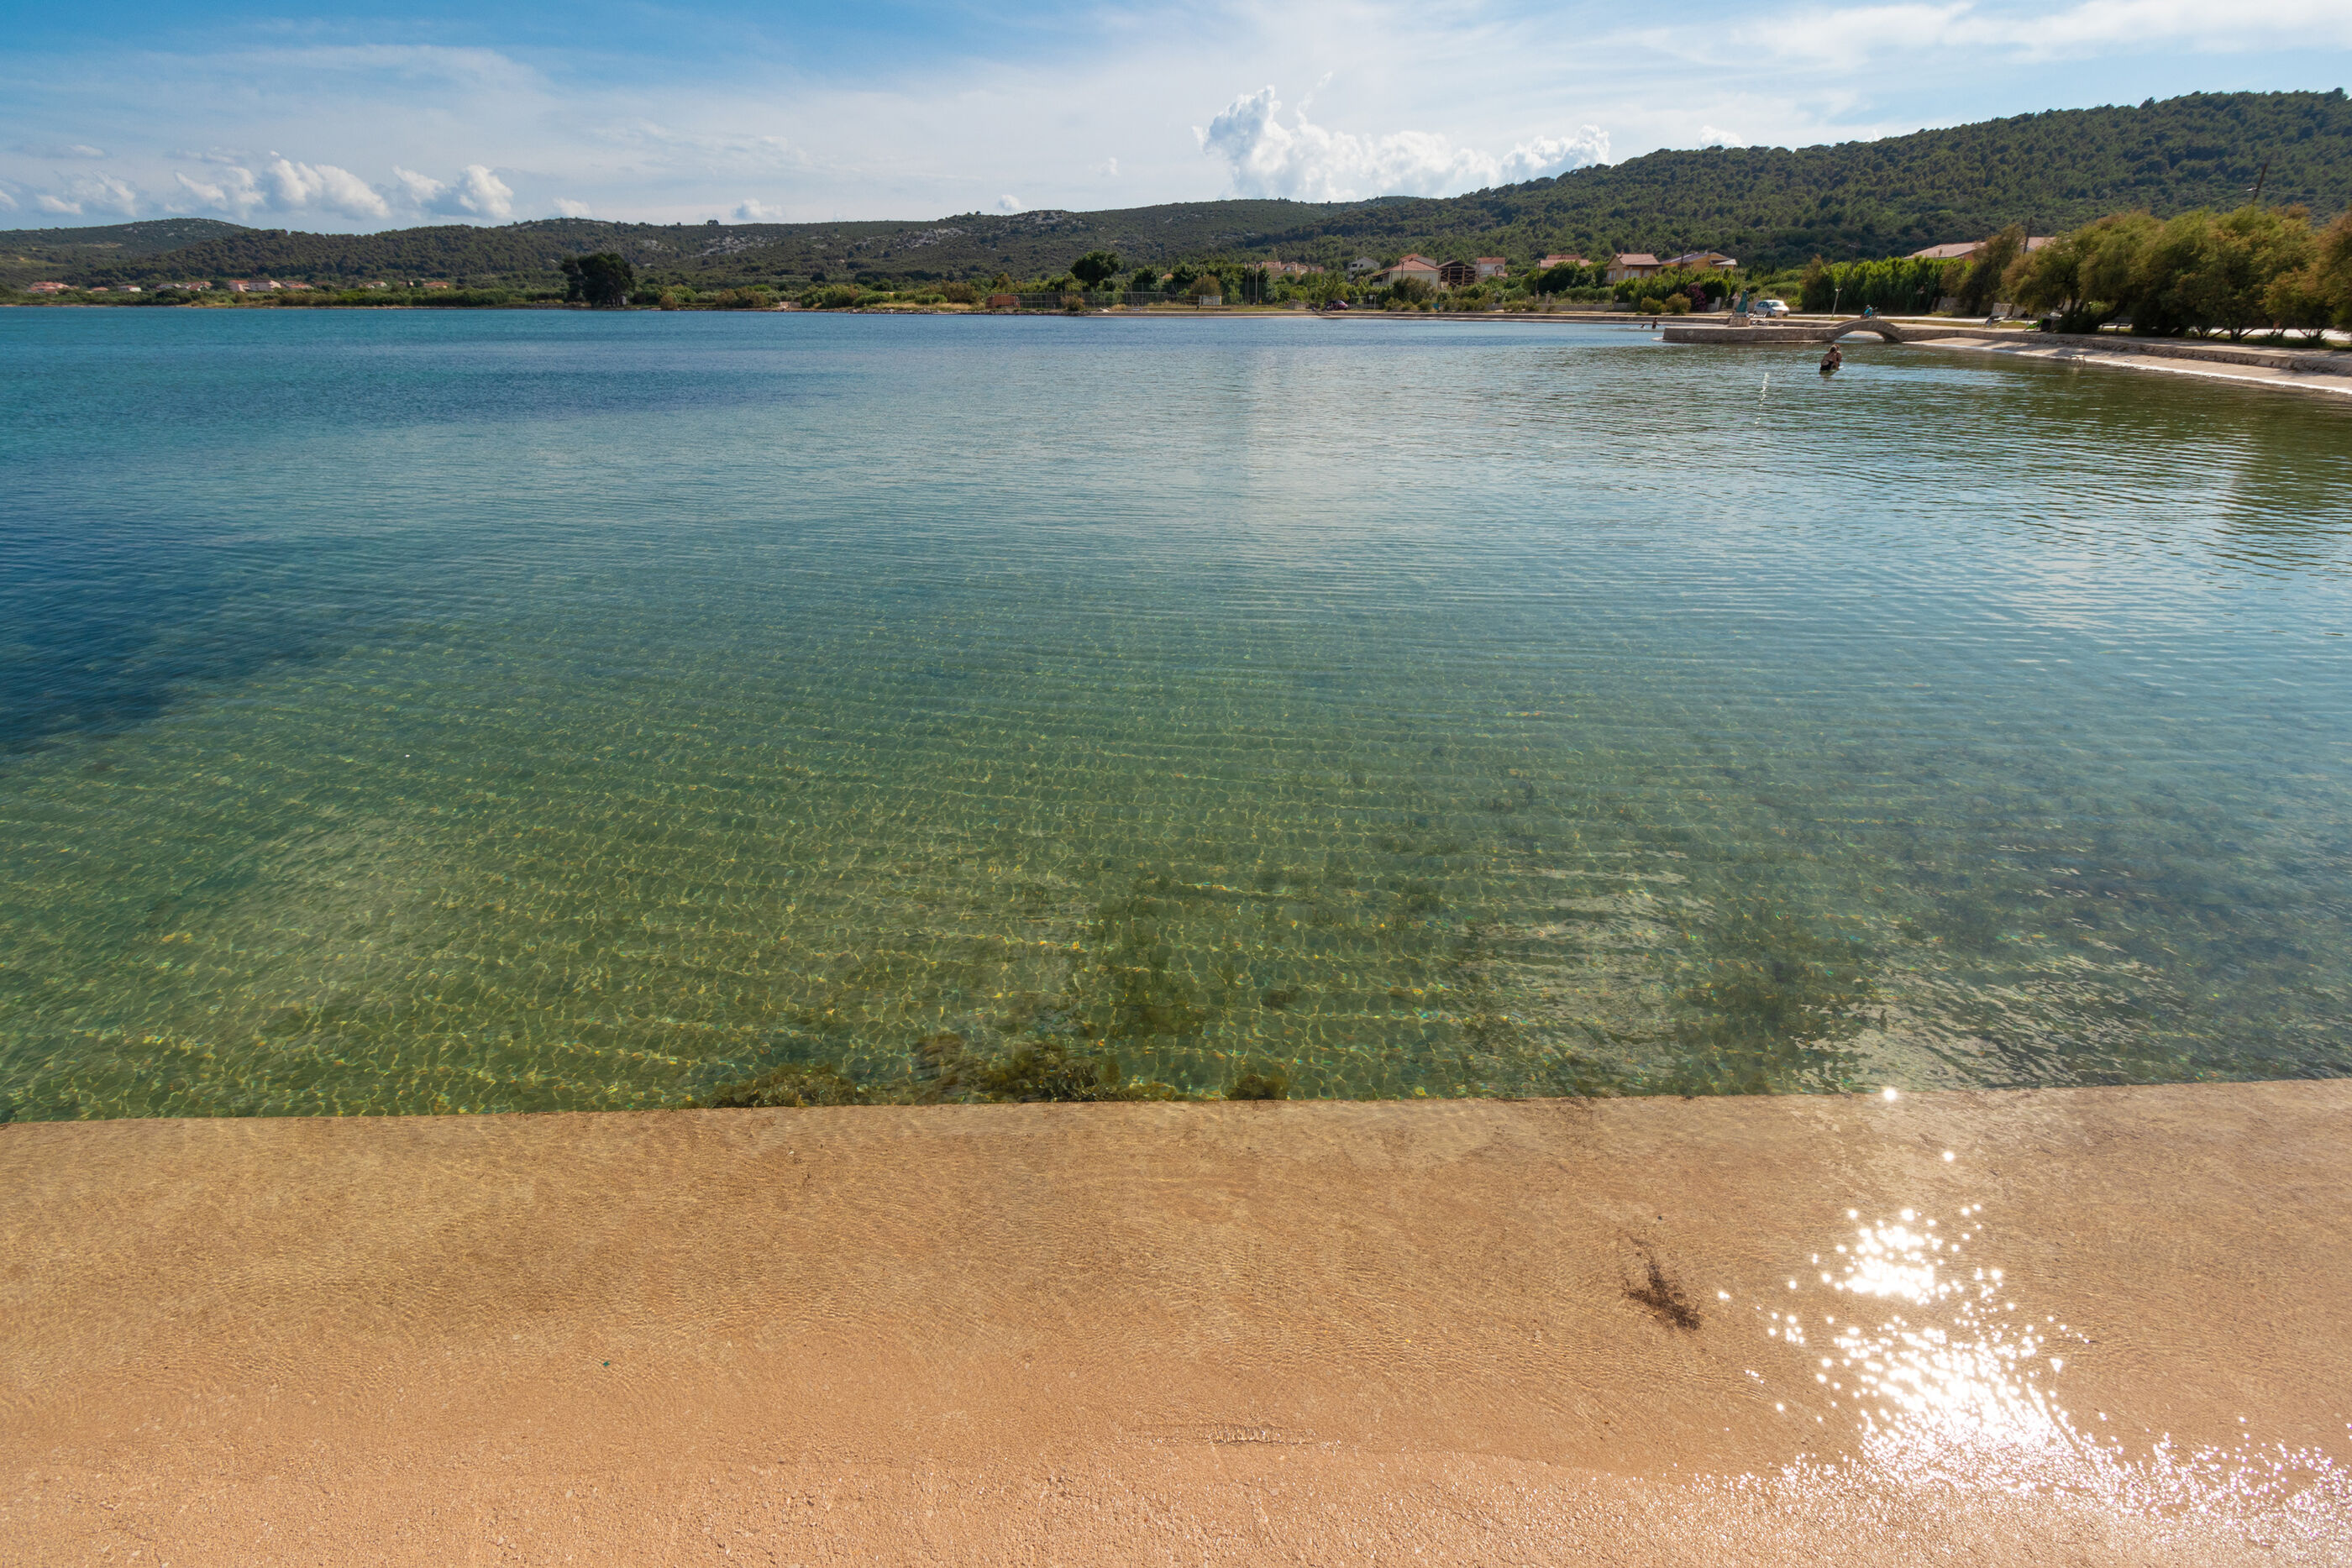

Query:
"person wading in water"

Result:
[[1819, 343, 1843, 373]]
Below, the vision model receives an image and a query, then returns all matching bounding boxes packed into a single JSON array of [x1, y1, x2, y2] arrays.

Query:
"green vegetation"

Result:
[[2004, 202, 2346, 338], [1068, 249, 1121, 288], [1797, 254, 1953, 314], [6, 92, 2341, 299], [561, 252, 634, 307]]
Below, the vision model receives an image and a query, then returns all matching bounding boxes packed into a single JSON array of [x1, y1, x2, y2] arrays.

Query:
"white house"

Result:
[[1376, 254, 1443, 287]]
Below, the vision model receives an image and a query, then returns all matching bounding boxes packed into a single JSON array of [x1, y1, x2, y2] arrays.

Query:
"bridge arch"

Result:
[[1823, 319, 1907, 343]]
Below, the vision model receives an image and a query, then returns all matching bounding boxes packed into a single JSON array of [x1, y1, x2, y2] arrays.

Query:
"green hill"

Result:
[[13, 90, 2349, 292], [0, 217, 252, 258]]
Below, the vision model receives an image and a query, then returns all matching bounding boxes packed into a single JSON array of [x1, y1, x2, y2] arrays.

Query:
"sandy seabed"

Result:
[[4, 1081, 2349, 1565]]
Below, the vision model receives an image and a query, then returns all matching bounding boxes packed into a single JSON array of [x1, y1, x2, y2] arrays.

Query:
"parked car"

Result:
[[1754, 298, 1791, 317]]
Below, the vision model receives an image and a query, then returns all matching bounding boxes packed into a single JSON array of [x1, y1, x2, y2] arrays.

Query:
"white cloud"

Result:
[[391, 165, 443, 206], [0, 188, 18, 211], [1198, 85, 1614, 200], [552, 197, 594, 218], [176, 166, 263, 216], [995, 194, 1025, 212], [1699, 125, 1746, 146], [18, 142, 109, 159], [732, 198, 784, 220], [34, 172, 143, 217], [390, 162, 514, 219], [261, 156, 391, 219], [1198, 86, 1608, 202]]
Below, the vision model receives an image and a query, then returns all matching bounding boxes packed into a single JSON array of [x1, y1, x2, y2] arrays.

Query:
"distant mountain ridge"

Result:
[[7, 91, 2346, 290]]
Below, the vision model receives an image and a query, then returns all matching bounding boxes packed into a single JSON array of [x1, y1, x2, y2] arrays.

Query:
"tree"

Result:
[[1953, 224, 2024, 313], [1127, 266, 1158, 294], [1070, 249, 1121, 289], [2005, 212, 2159, 332], [560, 252, 634, 307], [2265, 208, 2352, 338], [2008, 204, 2314, 337]]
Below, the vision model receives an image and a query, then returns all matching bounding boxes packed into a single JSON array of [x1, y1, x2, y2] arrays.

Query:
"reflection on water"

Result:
[[1731, 1204, 2352, 1555], [2, 311, 2350, 1119]]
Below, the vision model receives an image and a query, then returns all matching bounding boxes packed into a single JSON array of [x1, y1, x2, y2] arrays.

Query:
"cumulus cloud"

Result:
[[265, 157, 391, 219], [1198, 87, 1609, 202], [18, 142, 109, 159], [175, 166, 262, 216], [732, 198, 785, 221], [552, 197, 594, 218], [391, 163, 513, 219], [995, 194, 1025, 212], [174, 157, 387, 219], [1699, 125, 1746, 146], [33, 172, 142, 217]]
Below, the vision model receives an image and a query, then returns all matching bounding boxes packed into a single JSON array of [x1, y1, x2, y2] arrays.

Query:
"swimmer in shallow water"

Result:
[[1820, 344, 1843, 373]]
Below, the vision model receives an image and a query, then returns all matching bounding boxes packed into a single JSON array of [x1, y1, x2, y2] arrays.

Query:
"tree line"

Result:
[[1791, 207, 2352, 338], [2005, 206, 2352, 338]]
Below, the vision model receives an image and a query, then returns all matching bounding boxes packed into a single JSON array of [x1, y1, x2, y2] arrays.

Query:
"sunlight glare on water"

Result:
[[1734, 1204, 2352, 1556]]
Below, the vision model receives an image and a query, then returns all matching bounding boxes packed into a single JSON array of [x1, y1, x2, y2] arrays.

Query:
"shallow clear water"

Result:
[[3, 309, 2349, 1119]]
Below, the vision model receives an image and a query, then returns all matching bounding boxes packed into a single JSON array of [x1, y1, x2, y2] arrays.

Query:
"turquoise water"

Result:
[[3, 308, 2349, 1119]]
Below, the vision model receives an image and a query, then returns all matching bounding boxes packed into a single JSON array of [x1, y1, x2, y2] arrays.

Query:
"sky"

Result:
[[2, 0, 2347, 232]]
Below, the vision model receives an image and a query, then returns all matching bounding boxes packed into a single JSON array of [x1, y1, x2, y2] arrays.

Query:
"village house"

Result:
[[1437, 260, 1478, 288], [1661, 250, 1738, 271], [28, 281, 69, 293], [1473, 257, 1507, 281], [1539, 253, 1588, 270], [1604, 253, 1663, 282], [1375, 254, 1443, 287], [226, 279, 282, 293], [1347, 256, 1382, 275], [1261, 259, 1322, 276]]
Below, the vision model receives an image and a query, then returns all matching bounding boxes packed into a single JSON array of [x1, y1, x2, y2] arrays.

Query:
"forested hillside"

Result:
[[10, 91, 2347, 292]]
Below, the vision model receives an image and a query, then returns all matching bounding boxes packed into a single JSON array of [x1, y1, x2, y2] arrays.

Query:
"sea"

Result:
[[3, 307, 2349, 1118]]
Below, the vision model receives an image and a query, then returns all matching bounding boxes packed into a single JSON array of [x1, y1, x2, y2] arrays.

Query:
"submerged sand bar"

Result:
[[5, 1082, 2350, 1563]]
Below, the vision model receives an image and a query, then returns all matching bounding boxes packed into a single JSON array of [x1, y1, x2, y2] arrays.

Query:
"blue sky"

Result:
[[3, 0, 2346, 230]]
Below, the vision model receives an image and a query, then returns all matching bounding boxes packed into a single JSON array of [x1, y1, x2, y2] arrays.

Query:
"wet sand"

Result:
[[4, 1081, 2349, 1564]]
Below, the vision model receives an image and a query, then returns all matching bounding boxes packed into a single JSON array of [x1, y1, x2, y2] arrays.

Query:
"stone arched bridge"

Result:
[[1662, 317, 1971, 346]]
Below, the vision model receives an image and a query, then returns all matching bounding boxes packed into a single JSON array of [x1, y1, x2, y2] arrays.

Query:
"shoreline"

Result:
[[6, 1080, 2349, 1563], [1910, 329, 2352, 396]]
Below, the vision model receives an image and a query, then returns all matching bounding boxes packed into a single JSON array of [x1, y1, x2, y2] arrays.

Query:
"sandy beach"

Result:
[[4, 1081, 2349, 1564]]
